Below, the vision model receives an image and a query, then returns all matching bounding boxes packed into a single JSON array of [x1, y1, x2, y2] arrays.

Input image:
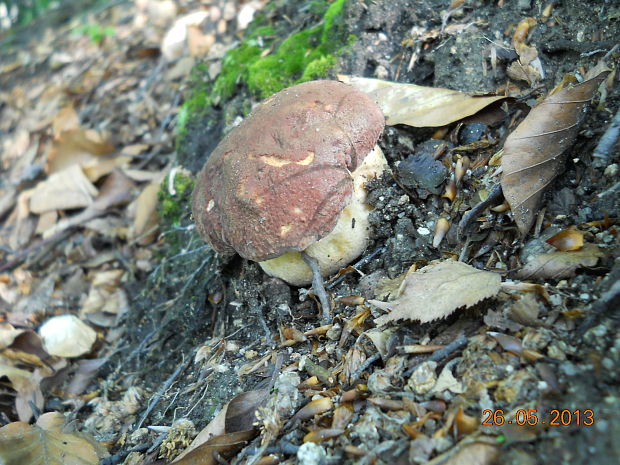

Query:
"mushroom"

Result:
[[192, 80, 386, 286]]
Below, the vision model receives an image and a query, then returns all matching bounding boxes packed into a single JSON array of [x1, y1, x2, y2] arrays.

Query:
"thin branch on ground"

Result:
[[135, 355, 191, 430], [404, 334, 469, 377], [302, 252, 332, 324]]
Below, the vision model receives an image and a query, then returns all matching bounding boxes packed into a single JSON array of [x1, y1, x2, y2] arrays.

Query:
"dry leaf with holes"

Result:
[[0, 412, 106, 465], [370, 260, 501, 325], [517, 243, 604, 279], [501, 70, 610, 235], [338, 75, 506, 127]]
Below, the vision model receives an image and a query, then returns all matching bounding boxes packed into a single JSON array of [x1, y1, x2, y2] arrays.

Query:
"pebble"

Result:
[[604, 163, 618, 177]]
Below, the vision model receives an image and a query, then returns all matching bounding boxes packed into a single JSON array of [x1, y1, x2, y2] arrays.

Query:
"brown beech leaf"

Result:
[[370, 261, 501, 325], [0, 412, 105, 465], [224, 389, 268, 433], [169, 430, 255, 465], [173, 389, 266, 463], [338, 75, 506, 127], [516, 243, 604, 280], [501, 71, 610, 235]]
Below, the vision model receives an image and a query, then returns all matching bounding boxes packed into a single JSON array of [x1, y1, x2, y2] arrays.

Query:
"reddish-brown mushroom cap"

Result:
[[192, 80, 385, 261]]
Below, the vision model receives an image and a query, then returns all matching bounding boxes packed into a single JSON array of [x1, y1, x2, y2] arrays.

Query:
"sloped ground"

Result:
[[0, 1, 618, 465]]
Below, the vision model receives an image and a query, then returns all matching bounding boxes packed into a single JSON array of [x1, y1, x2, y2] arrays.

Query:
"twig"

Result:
[[592, 106, 620, 163], [326, 245, 385, 289], [457, 183, 504, 241], [349, 353, 381, 385], [100, 443, 151, 465], [577, 275, 620, 335], [302, 252, 332, 324], [403, 334, 468, 377], [0, 229, 71, 273], [135, 356, 191, 430]]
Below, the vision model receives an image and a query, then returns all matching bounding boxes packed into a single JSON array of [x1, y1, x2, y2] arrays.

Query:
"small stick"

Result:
[[403, 334, 468, 377], [301, 252, 332, 324], [592, 106, 620, 163], [135, 356, 191, 430], [457, 183, 504, 241], [349, 353, 381, 385], [326, 245, 385, 289]]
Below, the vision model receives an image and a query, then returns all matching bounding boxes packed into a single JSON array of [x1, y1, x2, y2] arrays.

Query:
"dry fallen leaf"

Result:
[[29, 164, 98, 214], [501, 70, 610, 235], [131, 178, 162, 244], [517, 243, 604, 280], [371, 260, 501, 325], [0, 362, 38, 421], [507, 42, 544, 85], [170, 430, 255, 465], [0, 323, 26, 349], [161, 10, 209, 61], [224, 389, 268, 434], [47, 129, 117, 180], [0, 412, 105, 465], [38, 314, 97, 358], [173, 389, 266, 463], [338, 75, 506, 127], [80, 269, 127, 327], [546, 229, 584, 251]]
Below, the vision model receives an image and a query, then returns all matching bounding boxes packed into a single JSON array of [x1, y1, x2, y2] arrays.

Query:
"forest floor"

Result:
[[0, 1, 619, 465]]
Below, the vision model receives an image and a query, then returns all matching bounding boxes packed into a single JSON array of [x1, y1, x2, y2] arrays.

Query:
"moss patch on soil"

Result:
[[214, 0, 349, 100], [157, 170, 196, 254]]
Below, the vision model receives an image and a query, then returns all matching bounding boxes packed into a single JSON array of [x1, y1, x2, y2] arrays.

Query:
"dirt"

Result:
[[1, 0, 619, 464]]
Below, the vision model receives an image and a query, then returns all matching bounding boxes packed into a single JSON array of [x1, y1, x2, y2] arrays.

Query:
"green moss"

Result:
[[322, 0, 347, 44], [175, 64, 211, 146], [301, 55, 337, 81], [212, 0, 351, 101], [158, 171, 196, 229]]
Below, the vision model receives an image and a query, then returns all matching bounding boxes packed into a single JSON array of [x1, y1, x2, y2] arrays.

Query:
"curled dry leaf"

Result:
[[38, 314, 97, 358], [546, 229, 584, 251], [371, 260, 501, 325], [501, 70, 610, 235], [173, 389, 267, 463], [338, 75, 506, 127], [517, 243, 604, 280], [225, 389, 268, 434]]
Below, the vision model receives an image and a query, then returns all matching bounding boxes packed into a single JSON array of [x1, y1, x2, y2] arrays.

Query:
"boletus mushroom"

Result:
[[192, 80, 386, 286]]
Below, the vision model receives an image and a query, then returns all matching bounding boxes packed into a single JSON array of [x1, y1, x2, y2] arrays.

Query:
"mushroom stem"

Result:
[[301, 251, 332, 324]]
